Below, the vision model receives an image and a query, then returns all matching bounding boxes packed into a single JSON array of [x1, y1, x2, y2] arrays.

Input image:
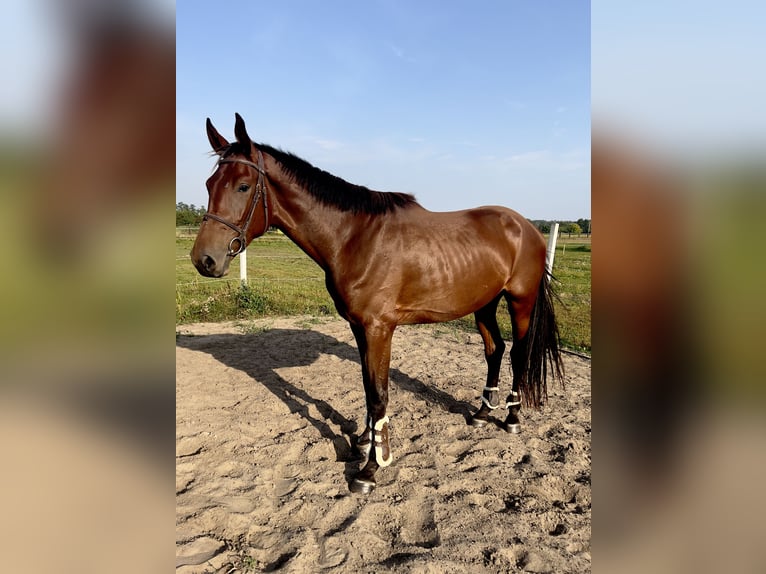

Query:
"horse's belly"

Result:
[[395, 261, 507, 324]]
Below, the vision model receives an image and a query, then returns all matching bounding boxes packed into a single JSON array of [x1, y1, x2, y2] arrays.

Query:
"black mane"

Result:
[[220, 143, 418, 215]]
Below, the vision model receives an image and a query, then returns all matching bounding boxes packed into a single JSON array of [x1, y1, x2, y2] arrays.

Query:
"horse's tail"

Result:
[[520, 270, 565, 409]]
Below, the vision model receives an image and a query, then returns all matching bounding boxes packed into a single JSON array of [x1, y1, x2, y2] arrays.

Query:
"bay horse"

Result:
[[191, 114, 564, 494]]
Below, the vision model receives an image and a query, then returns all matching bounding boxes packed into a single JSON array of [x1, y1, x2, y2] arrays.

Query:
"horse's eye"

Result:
[[238, 183, 250, 193]]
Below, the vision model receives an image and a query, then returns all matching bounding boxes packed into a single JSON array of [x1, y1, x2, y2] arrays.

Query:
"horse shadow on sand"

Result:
[[176, 327, 477, 485]]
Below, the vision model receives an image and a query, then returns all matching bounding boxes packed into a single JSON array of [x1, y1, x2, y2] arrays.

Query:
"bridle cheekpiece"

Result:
[[202, 150, 270, 257]]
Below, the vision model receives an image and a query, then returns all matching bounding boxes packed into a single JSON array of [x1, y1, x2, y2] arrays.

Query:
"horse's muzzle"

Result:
[[191, 251, 227, 278]]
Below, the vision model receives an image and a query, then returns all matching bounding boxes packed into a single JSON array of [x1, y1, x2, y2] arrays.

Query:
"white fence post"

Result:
[[239, 248, 248, 284], [546, 222, 559, 275]]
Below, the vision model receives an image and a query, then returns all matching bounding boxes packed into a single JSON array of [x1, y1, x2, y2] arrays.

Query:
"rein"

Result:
[[202, 150, 270, 257]]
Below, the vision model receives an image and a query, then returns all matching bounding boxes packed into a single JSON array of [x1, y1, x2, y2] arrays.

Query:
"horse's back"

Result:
[[400, 204, 545, 267]]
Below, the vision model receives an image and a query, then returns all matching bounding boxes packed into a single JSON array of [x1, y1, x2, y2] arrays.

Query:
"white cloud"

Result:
[[506, 150, 550, 164], [495, 148, 588, 171], [388, 43, 417, 63], [504, 99, 527, 110], [313, 138, 344, 151]]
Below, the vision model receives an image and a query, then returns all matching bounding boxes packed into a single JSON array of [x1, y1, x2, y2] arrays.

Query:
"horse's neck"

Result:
[[268, 177, 356, 270]]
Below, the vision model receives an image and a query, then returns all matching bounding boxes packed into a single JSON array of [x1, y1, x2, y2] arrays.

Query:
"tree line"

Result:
[[530, 219, 591, 236], [176, 202, 206, 226]]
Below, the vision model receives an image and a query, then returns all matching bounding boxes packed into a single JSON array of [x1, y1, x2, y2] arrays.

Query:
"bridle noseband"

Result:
[[202, 150, 270, 257]]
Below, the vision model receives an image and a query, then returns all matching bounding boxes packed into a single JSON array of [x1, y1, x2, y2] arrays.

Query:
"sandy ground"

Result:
[[176, 317, 591, 573]]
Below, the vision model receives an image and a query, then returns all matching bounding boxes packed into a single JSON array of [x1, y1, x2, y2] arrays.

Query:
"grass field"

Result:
[[176, 230, 591, 353]]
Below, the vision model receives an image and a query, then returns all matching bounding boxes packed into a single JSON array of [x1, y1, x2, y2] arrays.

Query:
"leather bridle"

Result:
[[202, 150, 270, 257]]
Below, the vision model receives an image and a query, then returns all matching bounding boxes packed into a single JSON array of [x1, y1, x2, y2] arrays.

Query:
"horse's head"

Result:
[[190, 114, 271, 277]]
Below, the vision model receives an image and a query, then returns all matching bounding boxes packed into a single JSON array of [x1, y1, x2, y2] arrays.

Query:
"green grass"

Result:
[[176, 232, 335, 323], [176, 231, 591, 353], [547, 236, 592, 353]]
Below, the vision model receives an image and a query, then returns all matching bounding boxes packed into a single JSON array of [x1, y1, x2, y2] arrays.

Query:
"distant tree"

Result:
[[576, 218, 591, 235], [530, 219, 592, 236], [176, 202, 205, 226]]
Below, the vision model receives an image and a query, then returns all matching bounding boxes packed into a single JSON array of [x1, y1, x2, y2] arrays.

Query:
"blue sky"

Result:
[[177, 1, 590, 219]]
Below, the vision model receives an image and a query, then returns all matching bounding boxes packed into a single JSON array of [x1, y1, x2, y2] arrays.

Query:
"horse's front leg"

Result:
[[349, 321, 394, 495]]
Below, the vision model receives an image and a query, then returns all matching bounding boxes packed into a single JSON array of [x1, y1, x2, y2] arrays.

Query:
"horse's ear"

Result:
[[234, 113, 252, 149], [206, 118, 229, 155]]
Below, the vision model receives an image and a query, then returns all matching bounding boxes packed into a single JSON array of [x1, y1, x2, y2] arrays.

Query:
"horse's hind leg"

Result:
[[469, 295, 505, 428], [505, 292, 535, 434], [506, 338, 526, 434]]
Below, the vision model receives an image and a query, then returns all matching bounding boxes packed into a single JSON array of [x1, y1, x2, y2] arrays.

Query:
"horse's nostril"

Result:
[[203, 255, 216, 272]]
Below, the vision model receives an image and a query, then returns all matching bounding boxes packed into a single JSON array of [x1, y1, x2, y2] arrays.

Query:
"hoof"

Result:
[[469, 415, 490, 428], [349, 477, 376, 495], [505, 422, 521, 434]]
